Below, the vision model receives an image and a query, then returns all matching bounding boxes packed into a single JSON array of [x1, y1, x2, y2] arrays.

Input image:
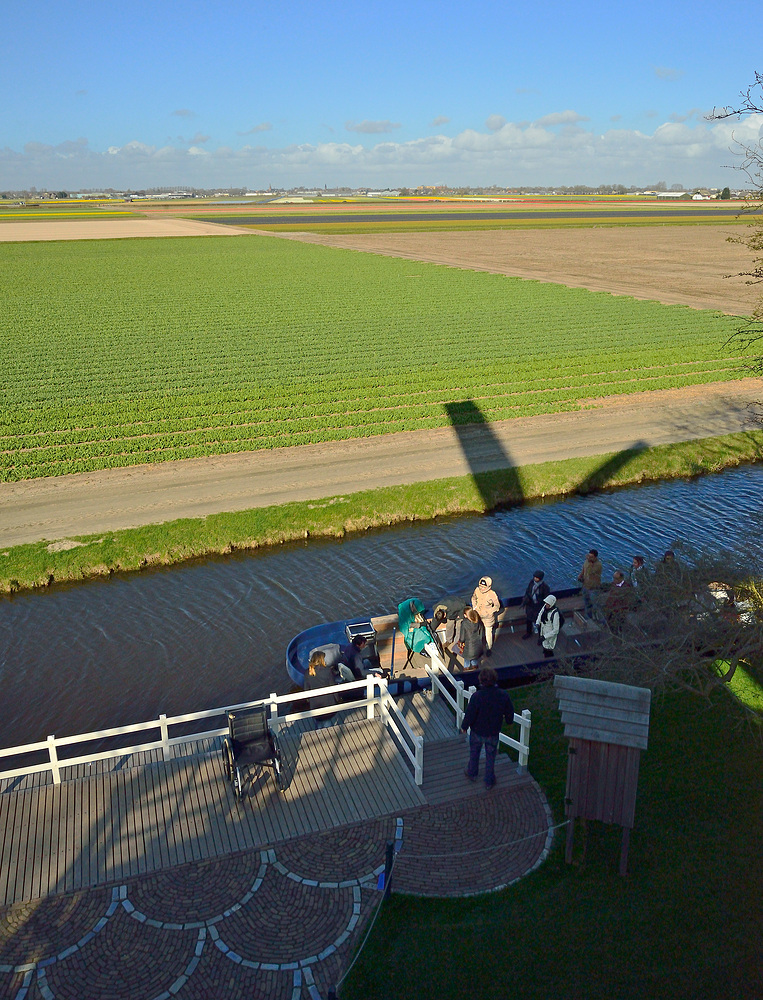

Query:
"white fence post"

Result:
[[47, 736, 61, 785], [269, 693, 280, 733], [517, 709, 532, 774], [366, 674, 375, 720], [159, 715, 171, 761], [425, 642, 443, 699], [414, 736, 424, 785], [455, 680, 465, 732], [379, 677, 390, 724]]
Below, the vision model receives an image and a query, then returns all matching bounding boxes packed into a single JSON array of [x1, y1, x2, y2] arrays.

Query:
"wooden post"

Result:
[[619, 827, 631, 876], [565, 817, 575, 863]]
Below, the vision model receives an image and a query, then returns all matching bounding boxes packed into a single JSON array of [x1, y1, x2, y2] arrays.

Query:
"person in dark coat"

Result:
[[456, 607, 486, 670], [460, 666, 515, 789], [521, 570, 551, 638], [340, 635, 372, 678], [303, 650, 339, 729]]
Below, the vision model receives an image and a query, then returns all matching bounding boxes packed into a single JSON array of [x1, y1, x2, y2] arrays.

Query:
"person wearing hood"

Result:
[[535, 594, 561, 658], [471, 576, 501, 653], [455, 607, 486, 670], [521, 570, 550, 639]]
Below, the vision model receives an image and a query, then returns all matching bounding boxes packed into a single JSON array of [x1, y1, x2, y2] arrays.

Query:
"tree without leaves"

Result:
[[552, 543, 763, 731], [709, 73, 763, 387]]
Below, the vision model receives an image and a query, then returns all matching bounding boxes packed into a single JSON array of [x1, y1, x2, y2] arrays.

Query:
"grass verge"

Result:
[[341, 683, 763, 1000], [2, 429, 762, 595]]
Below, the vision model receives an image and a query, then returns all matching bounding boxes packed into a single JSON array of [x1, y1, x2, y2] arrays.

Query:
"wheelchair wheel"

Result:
[[233, 765, 243, 801], [221, 738, 234, 783]]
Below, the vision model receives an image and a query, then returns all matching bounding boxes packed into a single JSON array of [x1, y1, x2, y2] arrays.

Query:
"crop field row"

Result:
[[0, 235, 744, 482], [0, 358, 737, 439]]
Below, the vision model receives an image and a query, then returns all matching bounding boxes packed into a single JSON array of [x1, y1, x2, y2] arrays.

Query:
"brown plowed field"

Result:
[[283, 225, 757, 315]]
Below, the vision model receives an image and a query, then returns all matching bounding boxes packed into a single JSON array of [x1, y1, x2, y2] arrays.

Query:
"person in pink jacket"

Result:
[[471, 576, 501, 653]]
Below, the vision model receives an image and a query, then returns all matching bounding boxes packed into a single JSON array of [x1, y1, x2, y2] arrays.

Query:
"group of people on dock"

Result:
[[577, 546, 684, 632], [433, 573, 563, 665], [437, 545, 685, 668]]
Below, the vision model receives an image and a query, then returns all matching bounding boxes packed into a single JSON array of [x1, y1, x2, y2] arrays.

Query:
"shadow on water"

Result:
[[443, 398, 648, 505]]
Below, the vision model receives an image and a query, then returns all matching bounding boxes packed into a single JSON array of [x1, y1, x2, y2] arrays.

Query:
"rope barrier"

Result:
[[391, 820, 569, 862], [332, 818, 568, 995]]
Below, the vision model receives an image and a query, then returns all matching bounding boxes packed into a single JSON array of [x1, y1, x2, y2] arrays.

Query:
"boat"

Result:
[[286, 586, 601, 696]]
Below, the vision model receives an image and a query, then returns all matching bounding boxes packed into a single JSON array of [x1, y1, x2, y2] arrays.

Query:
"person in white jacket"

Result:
[[471, 576, 501, 653], [535, 594, 561, 658]]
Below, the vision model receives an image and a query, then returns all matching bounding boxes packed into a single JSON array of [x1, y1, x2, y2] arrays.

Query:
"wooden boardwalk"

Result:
[[0, 695, 531, 907]]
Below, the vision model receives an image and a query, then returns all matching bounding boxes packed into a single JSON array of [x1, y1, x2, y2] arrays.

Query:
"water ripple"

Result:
[[0, 465, 761, 746]]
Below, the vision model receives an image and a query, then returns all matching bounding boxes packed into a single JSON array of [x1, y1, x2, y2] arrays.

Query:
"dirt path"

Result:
[[2, 379, 761, 548], [282, 225, 757, 315], [0, 218, 254, 241]]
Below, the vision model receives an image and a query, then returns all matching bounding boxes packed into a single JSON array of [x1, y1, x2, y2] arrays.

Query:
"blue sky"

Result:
[[2, 0, 762, 190]]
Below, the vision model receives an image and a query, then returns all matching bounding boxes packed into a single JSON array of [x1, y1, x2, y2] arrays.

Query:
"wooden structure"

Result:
[[553, 675, 651, 875], [0, 689, 533, 907]]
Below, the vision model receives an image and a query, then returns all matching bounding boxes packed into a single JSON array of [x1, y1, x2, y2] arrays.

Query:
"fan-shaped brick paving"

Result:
[[0, 779, 553, 999]]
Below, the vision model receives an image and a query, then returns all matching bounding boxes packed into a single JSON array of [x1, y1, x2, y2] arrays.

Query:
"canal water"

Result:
[[0, 465, 761, 749]]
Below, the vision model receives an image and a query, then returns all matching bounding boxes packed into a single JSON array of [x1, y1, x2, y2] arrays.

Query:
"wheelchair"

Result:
[[221, 705, 284, 800]]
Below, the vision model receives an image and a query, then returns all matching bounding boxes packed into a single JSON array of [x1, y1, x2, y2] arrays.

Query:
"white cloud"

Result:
[[171, 108, 196, 118], [535, 110, 589, 127], [485, 114, 507, 132], [669, 108, 705, 123], [654, 66, 684, 81], [3, 115, 762, 189], [430, 116, 450, 127], [237, 122, 272, 136], [345, 120, 401, 134]]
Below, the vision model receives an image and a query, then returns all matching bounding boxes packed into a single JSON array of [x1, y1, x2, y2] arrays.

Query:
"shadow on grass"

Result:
[[444, 399, 650, 506]]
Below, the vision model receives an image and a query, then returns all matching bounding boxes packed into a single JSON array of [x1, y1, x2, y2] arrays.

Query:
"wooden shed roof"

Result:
[[553, 675, 652, 750]]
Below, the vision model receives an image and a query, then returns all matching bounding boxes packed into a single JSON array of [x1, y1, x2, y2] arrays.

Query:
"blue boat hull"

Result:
[[286, 587, 587, 695]]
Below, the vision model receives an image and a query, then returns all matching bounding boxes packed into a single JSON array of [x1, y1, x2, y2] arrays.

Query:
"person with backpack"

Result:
[[521, 569, 551, 639], [535, 594, 563, 658]]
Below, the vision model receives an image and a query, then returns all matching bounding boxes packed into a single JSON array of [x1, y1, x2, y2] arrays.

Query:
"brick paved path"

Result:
[[0, 783, 553, 999]]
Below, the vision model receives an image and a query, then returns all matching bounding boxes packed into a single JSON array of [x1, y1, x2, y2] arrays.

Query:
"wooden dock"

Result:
[[0, 694, 532, 907]]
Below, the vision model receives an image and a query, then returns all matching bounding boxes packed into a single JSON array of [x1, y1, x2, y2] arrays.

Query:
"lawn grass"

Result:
[[341, 683, 763, 1000], [2, 429, 761, 594]]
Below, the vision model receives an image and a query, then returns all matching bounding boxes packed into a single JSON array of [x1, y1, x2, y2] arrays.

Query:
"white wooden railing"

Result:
[[423, 642, 533, 773], [0, 675, 425, 786]]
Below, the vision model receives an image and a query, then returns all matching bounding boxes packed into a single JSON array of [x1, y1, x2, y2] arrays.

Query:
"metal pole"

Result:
[[383, 840, 394, 901]]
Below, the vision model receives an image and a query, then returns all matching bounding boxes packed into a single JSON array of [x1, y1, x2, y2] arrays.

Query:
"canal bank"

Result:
[[1, 427, 762, 595]]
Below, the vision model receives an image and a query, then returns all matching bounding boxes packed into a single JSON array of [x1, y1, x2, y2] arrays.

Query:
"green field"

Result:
[[0, 234, 744, 482]]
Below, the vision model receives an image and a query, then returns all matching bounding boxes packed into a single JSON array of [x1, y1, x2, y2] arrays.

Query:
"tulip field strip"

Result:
[[0, 235, 744, 482]]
